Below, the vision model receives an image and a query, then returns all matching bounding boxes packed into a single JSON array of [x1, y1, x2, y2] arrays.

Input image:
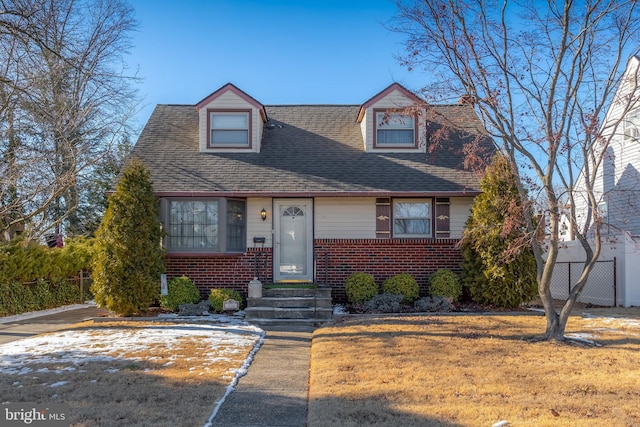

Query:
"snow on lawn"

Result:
[[0, 322, 263, 376], [0, 318, 265, 426]]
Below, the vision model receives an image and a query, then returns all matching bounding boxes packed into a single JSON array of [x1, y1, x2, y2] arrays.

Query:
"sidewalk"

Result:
[[0, 304, 110, 345]]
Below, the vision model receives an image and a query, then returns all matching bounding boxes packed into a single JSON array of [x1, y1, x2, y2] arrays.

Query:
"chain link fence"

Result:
[[550, 259, 616, 306]]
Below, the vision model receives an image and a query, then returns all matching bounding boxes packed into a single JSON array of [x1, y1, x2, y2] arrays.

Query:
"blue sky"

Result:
[[127, 0, 423, 132]]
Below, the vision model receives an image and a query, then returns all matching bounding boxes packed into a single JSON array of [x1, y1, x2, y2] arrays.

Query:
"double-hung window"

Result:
[[393, 199, 431, 237], [375, 111, 416, 147], [164, 198, 246, 253], [624, 109, 640, 141], [208, 110, 250, 147]]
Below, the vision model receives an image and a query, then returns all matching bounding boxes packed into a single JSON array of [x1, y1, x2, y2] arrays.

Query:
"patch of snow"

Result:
[[333, 304, 347, 315], [565, 333, 602, 346], [49, 381, 68, 388]]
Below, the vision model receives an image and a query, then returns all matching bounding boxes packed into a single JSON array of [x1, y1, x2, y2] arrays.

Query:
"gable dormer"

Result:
[[357, 83, 425, 153], [196, 83, 268, 153]]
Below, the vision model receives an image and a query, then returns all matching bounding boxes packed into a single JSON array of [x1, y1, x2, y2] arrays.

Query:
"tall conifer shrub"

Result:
[[461, 154, 538, 308], [90, 158, 164, 315]]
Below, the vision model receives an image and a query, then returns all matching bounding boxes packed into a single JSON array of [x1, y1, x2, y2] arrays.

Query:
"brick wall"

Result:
[[165, 239, 463, 302], [314, 238, 463, 302], [165, 248, 272, 299]]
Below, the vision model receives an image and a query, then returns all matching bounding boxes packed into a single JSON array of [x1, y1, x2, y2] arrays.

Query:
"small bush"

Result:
[[344, 272, 378, 304], [414, 296, 452, 312], [363, 293, 403, 313], [382, 273, 419, 303], [159, 276, 200, 312], [429, 269, 462, 302], [208, 288, 243, 313]]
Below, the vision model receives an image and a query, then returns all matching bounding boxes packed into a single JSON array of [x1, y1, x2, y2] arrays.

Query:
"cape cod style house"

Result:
[[129, 82, 492, 304]]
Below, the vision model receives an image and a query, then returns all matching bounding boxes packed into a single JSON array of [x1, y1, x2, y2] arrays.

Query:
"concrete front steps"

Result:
[[245, 286, 332, 326]]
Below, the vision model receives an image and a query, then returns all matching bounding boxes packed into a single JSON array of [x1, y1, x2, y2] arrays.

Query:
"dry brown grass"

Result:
[[309, 310, 640, 427], [0, 321, 261, 427]]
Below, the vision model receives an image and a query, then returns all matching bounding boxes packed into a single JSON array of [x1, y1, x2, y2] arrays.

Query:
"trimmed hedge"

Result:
[[0, 279, 82, 316], [429, 269, 462, 302], [159, 276, 200, 312], [382, 273, 419, 303], [0, 237, 93, 284], [345, 272, 378, 304]]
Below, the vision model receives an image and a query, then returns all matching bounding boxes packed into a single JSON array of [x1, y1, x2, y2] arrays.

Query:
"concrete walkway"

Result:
[[210, 325, 314, 427], [0, 305, 315, 427]]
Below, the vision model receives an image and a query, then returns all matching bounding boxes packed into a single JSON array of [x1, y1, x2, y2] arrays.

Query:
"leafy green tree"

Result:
[[461, 154, 537, 308], [90, 158, 164, 315]]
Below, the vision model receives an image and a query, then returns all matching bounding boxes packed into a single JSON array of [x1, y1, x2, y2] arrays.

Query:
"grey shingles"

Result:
[[130, 104, 490, 195]]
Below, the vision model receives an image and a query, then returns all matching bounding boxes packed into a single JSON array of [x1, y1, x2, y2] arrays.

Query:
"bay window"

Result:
[[163, 198, 246, 253]]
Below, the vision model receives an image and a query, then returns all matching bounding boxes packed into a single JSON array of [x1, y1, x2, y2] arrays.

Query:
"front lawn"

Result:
[[308, 309, 640, 426]]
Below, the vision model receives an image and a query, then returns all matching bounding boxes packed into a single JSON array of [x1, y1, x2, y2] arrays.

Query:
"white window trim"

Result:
[[374, 109, 417, 148], [392, 198, 432, 238], [207, 109, 252, 148]]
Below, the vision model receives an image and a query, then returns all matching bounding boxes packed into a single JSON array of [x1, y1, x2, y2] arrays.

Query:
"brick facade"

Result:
[[314, 238, 463, 302], [165, 239, 463, 303]]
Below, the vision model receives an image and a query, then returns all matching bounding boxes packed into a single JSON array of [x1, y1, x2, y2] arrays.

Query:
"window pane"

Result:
[[377, 113, 413, 129], [211, 130, 249, 144], [211, 114, 247, 129], [394, 219, 428, 235], [393, 201, 430, 236], [394, 202, 428, 218], [169, 201, 218, 249], [378, 129, 414, 144], [226, 200, 246, 252]]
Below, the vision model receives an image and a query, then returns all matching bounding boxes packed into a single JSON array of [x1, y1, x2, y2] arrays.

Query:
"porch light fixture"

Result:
[[260, 208, 267, 221]]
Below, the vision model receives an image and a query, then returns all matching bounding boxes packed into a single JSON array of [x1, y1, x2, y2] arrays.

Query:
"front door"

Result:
[[274, 199, 313, 282]]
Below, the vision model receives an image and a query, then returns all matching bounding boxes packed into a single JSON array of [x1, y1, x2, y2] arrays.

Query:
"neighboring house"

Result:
[[559, 55, 640, 307], [572, 55, 640, 239], [130, 82, 492, 301]]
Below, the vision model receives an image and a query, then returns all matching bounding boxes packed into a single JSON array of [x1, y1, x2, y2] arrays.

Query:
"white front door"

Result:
[[274, 199, 313, 282]]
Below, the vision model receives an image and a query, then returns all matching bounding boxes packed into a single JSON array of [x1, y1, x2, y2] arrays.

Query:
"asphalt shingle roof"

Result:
[[131, 104, 490, 195]]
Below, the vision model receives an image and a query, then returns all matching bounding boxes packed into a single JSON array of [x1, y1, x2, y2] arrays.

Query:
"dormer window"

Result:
[[208, 109, 251, 148], [374, 110, 417, 148]]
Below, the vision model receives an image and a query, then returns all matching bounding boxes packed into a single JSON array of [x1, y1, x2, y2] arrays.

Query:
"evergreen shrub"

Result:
[[382, 273, 419, 303], [159, 276, 200, 311], [0, 282, 36, 316], [91, 158, 165, 316], [208, 288, 243, 313], [363, 293, 403, 313], [414, 296, 452, 312], [429, 269, 462, 302], [344, 272, 378, 304]]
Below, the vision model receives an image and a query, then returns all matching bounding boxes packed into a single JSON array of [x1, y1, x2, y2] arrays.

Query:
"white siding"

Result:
[[574, 56, 640, 236], [362, 89, 425, 153], [246, 198, 273, 248], [314, 197, 376, 239], [198, 90, 263, 153], [450, 197, 474, 238]]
